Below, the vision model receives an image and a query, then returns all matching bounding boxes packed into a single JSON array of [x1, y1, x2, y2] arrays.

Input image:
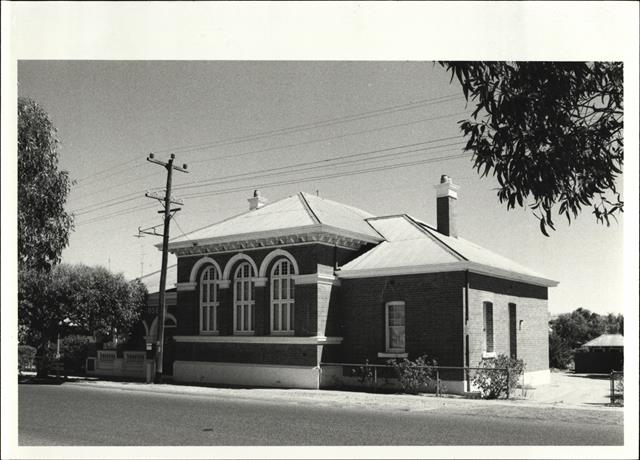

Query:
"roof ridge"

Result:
[[301, 191, 375, 218], [169, 193, 299, 242], [298, 192, 321, 224], [404, 215, 468, 261]]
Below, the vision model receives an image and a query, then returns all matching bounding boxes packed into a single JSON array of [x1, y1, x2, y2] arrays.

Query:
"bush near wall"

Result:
[[18, 345, 37, 373], [389, 355, 438, 395], [473, 354, 524, 399]]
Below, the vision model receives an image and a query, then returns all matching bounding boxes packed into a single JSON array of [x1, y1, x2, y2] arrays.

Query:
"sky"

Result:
[[16, 60, 625, 316]]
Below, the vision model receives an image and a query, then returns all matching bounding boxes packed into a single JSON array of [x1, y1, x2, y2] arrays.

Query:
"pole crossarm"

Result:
[[145, 191, 184, 206], [138, 224, 165, 238]]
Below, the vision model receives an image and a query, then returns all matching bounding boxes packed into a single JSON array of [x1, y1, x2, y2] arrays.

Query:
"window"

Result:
[[385, 301, 406, 353], [200, 266, 220, 333], [483, 302, 494, 353], [270, 258, 295, 333], [234, 262, 255, 333]]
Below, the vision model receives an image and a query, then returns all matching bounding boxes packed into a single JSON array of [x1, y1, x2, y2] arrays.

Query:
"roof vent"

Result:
[[248, 189, 268, 211]]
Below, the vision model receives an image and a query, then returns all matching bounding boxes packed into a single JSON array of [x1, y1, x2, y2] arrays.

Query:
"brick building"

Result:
[[152, 176, 557, 393]]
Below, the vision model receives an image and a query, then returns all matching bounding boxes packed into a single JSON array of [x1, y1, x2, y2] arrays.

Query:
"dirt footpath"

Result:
[[524, 370, 615, 408]]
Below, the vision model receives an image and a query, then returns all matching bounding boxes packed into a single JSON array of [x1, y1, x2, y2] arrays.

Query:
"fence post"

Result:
[[506, 367, 511, 399], [465, 367, 470, 392], [374, 366, 378, 392], [610, 371, 614, 405]]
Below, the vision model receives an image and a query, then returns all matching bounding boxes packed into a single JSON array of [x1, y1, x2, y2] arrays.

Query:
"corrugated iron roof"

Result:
[[164, 191, 557, 287], [339, 215, 557, 286], [169, 192, 381, 246], [583, 334, 624, 348]]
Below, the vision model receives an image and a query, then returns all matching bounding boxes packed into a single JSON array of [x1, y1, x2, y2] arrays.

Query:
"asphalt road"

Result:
[[18, 383, 623, 446]]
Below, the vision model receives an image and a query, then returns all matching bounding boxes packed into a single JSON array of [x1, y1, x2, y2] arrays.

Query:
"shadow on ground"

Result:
[[564, 373, 610, 380]]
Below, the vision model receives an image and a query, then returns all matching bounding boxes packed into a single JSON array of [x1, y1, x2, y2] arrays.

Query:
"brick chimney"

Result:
[[434, 175, 459, 237], [248, 189, 267, 211]]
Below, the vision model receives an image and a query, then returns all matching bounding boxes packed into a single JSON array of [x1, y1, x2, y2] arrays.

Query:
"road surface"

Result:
[[18, 383, 623, 446]]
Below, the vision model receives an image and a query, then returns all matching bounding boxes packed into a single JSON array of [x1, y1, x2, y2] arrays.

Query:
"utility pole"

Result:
[[145, 153, 188, 383]]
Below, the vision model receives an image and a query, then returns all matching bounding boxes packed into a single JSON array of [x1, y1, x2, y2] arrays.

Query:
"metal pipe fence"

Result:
[[320, 362, 520, 398], [609, 371, 623, 405]]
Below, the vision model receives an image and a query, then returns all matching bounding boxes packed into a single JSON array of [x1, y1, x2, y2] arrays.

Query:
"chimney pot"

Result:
[[248, 190, 267, 210]]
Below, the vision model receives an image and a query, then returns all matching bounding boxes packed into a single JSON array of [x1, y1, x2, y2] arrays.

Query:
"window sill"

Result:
[[270, 331, 295, 336], [233, 331, 255, 336], [482, 351, 497, 359], [378, 352, 408, 359], [199, 331, 219, 336]]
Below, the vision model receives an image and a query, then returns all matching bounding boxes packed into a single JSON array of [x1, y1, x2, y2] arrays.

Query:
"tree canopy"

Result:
[[18, 264, 147, 353], [439, 62, 623, 235], [548, 307, 623, 369], [18, 97, 74, 270]]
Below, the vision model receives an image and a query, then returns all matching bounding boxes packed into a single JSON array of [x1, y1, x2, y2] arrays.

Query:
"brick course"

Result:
[[338, 272, 465, 367], [467, 284, 549, 372], [173, 342, 320, 366]]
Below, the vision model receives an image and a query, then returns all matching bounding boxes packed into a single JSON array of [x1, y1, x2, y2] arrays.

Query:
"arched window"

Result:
[[270, 259, 295, 333], [200, 266, 220, 333], [234, 262, 255, 333]]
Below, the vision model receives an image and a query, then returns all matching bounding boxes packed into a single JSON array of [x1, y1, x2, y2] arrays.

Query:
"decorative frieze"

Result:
[[171, 231, 369, 257]]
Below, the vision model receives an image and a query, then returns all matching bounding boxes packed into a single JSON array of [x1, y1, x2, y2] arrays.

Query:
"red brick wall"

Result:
[[466, 273, 549, 372], [176, 244, 360, 337], [173, 342, 320, 366], [337, 272, 466, 367]]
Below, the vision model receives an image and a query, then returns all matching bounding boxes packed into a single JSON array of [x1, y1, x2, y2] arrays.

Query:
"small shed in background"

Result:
[[574, 333, 623, 373]]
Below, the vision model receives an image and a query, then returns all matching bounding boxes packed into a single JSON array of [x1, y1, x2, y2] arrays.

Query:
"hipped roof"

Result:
[[338, 215, 557, 286], [168, 192, 382, 249], [582, 334, 624, 348], [165, 191, 558, 287]]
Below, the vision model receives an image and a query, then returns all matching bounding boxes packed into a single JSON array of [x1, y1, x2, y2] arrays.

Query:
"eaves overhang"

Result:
[[163, 224, 383, 256], [336, 261, 559, 288]]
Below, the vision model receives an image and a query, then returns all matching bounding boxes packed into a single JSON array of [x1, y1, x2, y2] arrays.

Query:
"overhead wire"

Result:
[[70, 93, 460, 185], [75, 149, 469, 227], [150, 93, 460, 156], [72, 136, 462, 215], [69, 110, 465, 208]]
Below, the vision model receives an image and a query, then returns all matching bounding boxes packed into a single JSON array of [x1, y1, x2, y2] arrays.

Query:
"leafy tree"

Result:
[[18, 264, 147, 376], [18, 97, 74, 271], [551, 307, 605, 351], [439, 62, 623, 235], [548, 329, 573, 369], [548, 307, 622, 369]]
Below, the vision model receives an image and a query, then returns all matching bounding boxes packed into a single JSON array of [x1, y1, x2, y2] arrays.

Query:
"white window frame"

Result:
[[233, 262, 255, 334], [200, 266, 220, 334], [270, 258, 295, 335], [385, 301, 406, 353]]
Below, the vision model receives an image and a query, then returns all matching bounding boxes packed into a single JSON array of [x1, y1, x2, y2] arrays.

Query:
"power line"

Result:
[[70, 93, 461, 185], [187, 111, 466, 165], [71, 136, 462, 216], [173, 137, 464, 193], [151, 94, 460, 156], [181, 151, 469, 200], [69, 111, 465, 208], [74, 150, 468, 227]]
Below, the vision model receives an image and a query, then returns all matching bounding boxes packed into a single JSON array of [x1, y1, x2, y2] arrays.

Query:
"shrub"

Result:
[[389, 355, 438, 395], [60, 335, 91, 375], [18, 345, 37, 373], [473, 354, 524, 399]]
